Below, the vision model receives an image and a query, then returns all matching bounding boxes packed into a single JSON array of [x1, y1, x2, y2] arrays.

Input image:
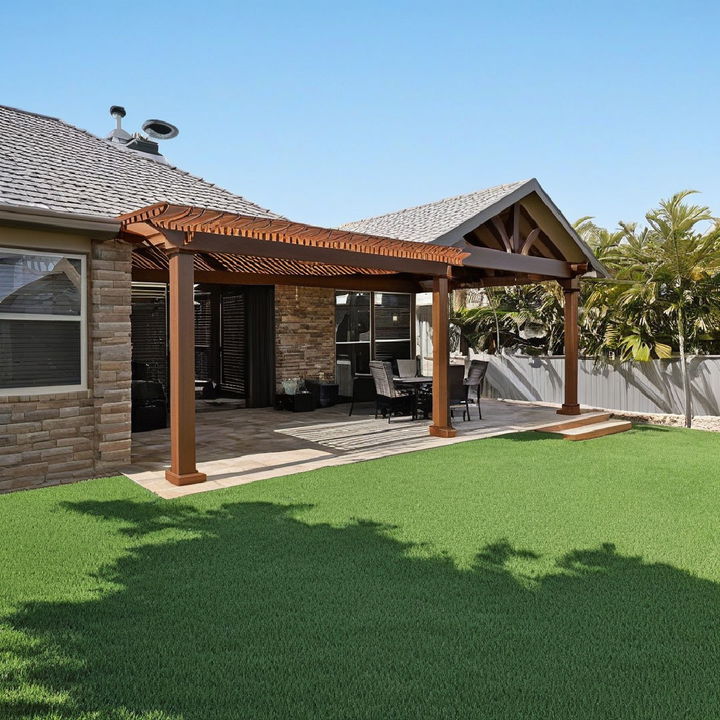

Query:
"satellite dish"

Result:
[[142, 118, 179, 140]]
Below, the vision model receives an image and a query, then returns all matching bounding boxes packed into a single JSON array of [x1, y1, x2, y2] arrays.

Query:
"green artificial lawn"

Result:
[[1, 426, 720, 719]]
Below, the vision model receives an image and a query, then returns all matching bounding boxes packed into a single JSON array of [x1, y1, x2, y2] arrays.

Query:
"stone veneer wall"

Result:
[[0, 238, 132, 492], [274, 285, 335, 388]]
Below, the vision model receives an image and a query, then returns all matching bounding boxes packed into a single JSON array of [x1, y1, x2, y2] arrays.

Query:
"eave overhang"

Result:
[[0, 203, 121, 238]]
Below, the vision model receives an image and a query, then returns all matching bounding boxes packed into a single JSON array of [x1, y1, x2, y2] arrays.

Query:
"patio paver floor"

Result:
[[124, 399, 564, 498]]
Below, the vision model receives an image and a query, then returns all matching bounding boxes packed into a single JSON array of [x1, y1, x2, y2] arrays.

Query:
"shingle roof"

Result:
[[0, 105, 280, 220], [339, 181, 531, 244]]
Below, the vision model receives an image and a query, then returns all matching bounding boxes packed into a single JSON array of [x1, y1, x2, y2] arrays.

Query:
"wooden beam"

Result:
[[481, 222, 509, 252], [520, 228, 541, 255], [169, 230, 453, 277], [557, 277, 581, 416], [121, 222, 171, 247], [460, 245, 573, 278], [429, 276, 456, 438], [490, 216, 513, 253], [132, 268, 423, 293], [165, 249, 207, 485], [512, 203, 521, 253], [451, 274, 554, 289]]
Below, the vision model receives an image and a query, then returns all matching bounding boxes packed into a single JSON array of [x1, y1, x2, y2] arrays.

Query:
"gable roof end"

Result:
[[341, 179, 608, 277]]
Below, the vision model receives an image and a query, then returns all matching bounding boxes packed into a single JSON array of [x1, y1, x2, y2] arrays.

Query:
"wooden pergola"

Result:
[[120, 200, 598, 486]]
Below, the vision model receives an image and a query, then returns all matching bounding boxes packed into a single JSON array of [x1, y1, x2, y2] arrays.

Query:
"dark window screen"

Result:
[[0, 320, 81, 388], [131, 285, 168, 389], [194, 290, 213, 382], [221, 291, 246, 395]]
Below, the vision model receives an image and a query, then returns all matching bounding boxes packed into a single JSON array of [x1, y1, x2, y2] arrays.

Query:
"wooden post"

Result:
[[165, 248, 207, 485], [557, 278, 581, 416], [429, 276, 456, 438]]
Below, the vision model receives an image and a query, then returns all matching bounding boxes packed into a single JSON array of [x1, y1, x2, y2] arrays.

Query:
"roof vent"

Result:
[[106, 105, 131, 144], [126, 133, 162, 157], [105, 106, 178, 164], [142, 119, 179, 140]]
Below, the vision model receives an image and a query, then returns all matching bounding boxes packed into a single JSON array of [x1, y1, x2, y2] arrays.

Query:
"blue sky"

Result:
[[2, 0, 718, 229]]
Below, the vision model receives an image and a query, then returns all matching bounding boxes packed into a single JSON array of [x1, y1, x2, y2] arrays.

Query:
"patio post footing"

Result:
[[557, 404, 581, 415], [429, 425, 457, 438], [165, 470, 207, 486]]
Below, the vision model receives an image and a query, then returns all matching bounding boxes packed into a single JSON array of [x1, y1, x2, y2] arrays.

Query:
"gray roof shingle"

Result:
[[339, 181, 530, 244], [0, 105, 280, 220]]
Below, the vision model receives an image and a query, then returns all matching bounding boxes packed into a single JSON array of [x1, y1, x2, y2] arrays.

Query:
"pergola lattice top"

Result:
[[119, 203, 471, 270]]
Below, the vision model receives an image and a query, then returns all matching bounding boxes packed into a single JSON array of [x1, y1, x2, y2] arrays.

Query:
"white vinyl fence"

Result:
[[480, 355, 720, 416]]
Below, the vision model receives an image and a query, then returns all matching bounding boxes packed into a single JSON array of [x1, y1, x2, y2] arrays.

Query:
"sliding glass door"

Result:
[[335, 291, 371, 374], [335, 290, 414, 374], [373, 292, 412, 364]]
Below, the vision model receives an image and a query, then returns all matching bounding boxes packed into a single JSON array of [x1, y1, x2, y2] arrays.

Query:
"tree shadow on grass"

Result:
[[501, 431, 564, 442], [630, 424, 674, 433], [3, 499, 719, 719]]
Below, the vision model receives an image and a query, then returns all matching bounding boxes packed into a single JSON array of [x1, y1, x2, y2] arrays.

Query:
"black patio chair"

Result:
[[369, 360, 415, 422], [447, 365, 467, 420], [450, 360, 489, 421]]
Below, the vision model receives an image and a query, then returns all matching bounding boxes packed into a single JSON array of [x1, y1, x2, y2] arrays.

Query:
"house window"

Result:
[[0, 248, 87, 393], [335, 291, 413, 373]]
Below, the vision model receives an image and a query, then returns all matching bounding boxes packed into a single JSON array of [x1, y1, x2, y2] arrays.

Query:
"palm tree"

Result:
[[450, 283, 564, 356], [605, 192, 720, 426]]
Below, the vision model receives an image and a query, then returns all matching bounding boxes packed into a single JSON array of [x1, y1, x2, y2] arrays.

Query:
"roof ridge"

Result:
[[0, 104, 61, 122], [0, 104, 279, 218], [340, 180, 533, 228]]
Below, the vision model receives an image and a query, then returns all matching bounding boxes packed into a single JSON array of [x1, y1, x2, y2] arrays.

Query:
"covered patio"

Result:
[[124, 398, 568, 498], [120, 183, 605, 488]]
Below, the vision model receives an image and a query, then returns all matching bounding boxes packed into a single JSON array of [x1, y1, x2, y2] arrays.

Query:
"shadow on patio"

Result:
[[125, 399, 564, 498]]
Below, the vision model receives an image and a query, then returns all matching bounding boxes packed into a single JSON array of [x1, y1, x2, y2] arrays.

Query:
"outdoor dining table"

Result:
[[393, 376, 433, 387], [394, 376, 433, 419]]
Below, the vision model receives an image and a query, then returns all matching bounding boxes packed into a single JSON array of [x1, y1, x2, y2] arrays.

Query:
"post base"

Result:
[[557, 404, 581, 416], [429, 425, 457, 438], [165, 469, 207, 486]]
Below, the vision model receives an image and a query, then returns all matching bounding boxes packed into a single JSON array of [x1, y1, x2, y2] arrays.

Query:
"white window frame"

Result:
[[0, 246, 87, 395]]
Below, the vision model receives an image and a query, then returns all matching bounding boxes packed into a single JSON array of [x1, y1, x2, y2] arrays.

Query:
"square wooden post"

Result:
[[557, 278, 581, 416], [165, 248, 207, 485], [429, 276, 456, 438]]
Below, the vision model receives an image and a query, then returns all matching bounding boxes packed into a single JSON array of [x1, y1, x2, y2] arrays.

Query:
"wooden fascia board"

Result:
[[430, 181, 537, 246], [529, 184, 610, 277], [451, 275, 553, 289]]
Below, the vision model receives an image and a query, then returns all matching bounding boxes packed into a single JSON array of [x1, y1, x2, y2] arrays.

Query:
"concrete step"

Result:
[[552, 419, 633, 441], [535, 412, 611, 433]]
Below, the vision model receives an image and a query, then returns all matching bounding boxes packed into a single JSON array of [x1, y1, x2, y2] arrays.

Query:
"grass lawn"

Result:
[[1, 426, 719, 719]]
